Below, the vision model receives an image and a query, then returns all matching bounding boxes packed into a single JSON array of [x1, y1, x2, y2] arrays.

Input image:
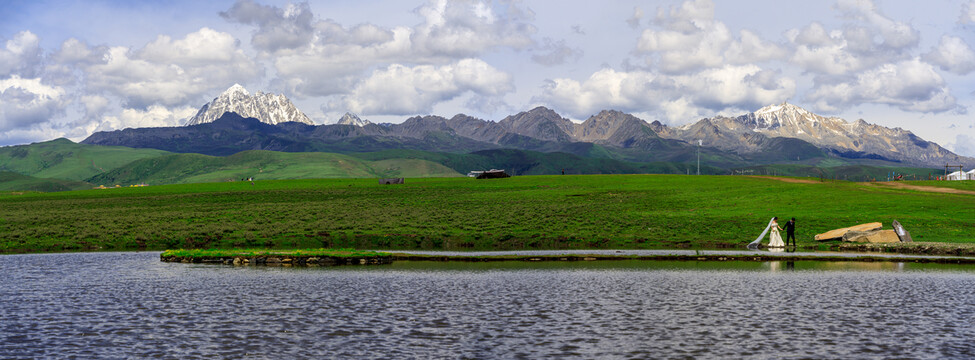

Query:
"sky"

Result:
[[2, 0, 975, 156]]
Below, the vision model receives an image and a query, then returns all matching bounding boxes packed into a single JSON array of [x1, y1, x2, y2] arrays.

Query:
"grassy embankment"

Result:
[[2, 175, 974, 254]]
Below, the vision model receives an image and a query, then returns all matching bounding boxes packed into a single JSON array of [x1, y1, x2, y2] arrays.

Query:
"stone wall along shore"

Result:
[[160, 254, 393, 266]]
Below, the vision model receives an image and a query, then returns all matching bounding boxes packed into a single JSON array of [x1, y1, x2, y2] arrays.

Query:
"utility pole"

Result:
[[697, 140, 701, 175]]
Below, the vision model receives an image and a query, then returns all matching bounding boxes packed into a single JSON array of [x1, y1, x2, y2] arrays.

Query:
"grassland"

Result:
[[0, 172, 92, 192], [1, 175, 973, 254], [87, 150, 462, 185]]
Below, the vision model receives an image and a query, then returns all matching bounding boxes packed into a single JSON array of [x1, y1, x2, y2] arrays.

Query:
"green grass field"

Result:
[[0, 172, 93, 192], [1, 174, 973, 254]]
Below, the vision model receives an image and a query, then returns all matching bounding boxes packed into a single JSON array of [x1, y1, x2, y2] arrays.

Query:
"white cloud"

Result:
[[411, 0, 535, 58], [342, 58, 514, 115], [923, 36, 975, 75], [535, 68, 659, 117], [0, 31, 43, 77], [535, 65, 794, 121], [834, 0, 919, 51], [220, 0, 316, 53], [80, 95, 110, 119], [94, 105, 197, 132], [81, 28, 260, 108], [788, 0, 919, 77], [806, 59, 957, 113], [224, 0, 536, 103], [637, 0, 785, 74], [0, 76, 67, 131]]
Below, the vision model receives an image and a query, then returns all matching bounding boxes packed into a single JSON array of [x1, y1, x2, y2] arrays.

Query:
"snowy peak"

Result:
[[336, 112, 371, 127], [744, 101, 826, 129], [753, 102, 810, 117], [225, 83, 249, 97], [185, 85, 313, 126]]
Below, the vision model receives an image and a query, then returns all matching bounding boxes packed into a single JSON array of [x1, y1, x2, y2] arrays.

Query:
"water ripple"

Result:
[[2, 253, 975, 358]]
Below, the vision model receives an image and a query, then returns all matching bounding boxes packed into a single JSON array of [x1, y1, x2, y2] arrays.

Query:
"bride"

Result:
[[748, 217, 786, 248]]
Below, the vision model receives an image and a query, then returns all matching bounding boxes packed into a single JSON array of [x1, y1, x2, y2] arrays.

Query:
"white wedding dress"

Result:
[[768, 220, 785, 248], [747, 218, 785, 249]]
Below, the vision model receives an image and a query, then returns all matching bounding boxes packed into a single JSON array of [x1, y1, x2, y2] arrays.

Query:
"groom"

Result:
[[784, 218, 796, 246]]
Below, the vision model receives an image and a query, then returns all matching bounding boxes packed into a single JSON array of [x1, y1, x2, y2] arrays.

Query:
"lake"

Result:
[[3, 252, 975, 359]]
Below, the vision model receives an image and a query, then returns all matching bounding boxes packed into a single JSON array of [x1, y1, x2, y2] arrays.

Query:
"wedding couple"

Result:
[[748, 217, 796, 248]]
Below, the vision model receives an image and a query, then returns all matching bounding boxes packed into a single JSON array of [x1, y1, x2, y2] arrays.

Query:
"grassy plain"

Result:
[[1, 175, 973, 254], [0, 171, 92, 192]]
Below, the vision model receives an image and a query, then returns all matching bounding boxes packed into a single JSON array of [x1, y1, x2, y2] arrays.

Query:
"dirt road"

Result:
[[750, 175, 975, 195]]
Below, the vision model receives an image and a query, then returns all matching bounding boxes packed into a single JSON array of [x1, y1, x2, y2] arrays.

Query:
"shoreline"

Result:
[[158, 247, 975, 266]]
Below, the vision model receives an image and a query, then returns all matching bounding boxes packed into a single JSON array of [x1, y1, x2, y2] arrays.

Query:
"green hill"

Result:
[[0, 138, 171, 181], [0, 171, 93, 192], [86, 150, 463, 185]]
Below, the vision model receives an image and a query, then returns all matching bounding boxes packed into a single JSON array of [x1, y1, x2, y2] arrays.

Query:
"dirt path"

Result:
[[748, 176, 822, 184], [750, 175, 975, 195], [866, 181, 975, 195]]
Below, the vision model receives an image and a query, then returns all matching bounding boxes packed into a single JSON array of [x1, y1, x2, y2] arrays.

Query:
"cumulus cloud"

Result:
[[834, 0, 919, 51], [94, 105, 197, 132], [788, 0, 919, 76], [636, 0, 786, 74], [541, 0, 792, 122], [0, 76, 67, 131], [535, 65, 794, 121], [220, 0, 316, 52], [0, 31, 43, 77], [223, 0, 536, 102], [806, 59, 956, 113], [341, 58, 514, 115], [411, 0, 536, 58], [81, 28, 260, 108], [923, 36, 975, 75]]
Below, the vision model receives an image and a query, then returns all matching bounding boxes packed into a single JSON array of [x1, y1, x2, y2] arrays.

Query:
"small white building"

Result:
[[946, 169, 975, 180]]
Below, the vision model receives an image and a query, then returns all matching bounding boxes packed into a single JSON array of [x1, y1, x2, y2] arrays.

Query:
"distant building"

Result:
[[468, 169, 510, 179]]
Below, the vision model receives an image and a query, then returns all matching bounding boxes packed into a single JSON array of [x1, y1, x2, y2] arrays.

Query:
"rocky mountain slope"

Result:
[[185, 84, 313, 126], [652, 102, 972, 167]]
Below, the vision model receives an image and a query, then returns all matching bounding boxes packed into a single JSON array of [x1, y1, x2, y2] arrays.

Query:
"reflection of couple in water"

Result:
[[748, 217, 796, 249]]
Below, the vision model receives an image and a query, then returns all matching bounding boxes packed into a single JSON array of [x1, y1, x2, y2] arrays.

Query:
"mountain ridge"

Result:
[[83, 85, 975, 168]]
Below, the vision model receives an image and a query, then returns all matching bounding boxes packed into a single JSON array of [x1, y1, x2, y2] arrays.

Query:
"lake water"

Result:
[[3, 252, 975, 359]]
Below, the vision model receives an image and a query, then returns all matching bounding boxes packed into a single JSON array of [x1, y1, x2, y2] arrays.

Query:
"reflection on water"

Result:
[[3, 252, 975, 358]]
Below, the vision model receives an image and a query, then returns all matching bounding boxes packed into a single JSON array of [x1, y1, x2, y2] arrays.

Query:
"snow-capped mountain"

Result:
[[653, 102, 968, 166], [185, 84, 313, 126], [336, 113, 371, 127]]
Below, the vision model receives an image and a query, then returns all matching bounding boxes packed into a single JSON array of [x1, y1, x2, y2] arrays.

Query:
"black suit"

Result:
[[784, 220, 796, 246]]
